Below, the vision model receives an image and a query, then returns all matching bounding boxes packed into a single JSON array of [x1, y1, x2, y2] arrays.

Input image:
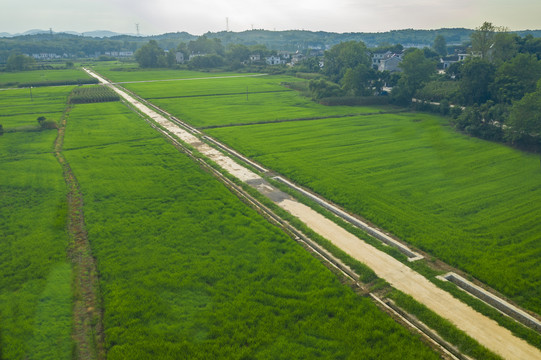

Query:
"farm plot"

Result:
[[0, 68, 96, 88], [206, 112, 541, 315], [62, 101, 439, 359], [0, 95, 73, 358], [0, 86, 73, 129], [90, 63, 246, 83], [121, 74, 394, 128]]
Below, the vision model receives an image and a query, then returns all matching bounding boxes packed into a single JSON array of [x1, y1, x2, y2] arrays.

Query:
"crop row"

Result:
[[68, 85, 120, 104]]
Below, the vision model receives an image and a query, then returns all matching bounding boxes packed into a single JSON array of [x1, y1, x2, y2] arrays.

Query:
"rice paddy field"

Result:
[[110, 68, 541, 315], [0, 86, 73, 359], [0, 86, 72, 129], [61, 101, 439, 359], [0, 68, 95, 87]]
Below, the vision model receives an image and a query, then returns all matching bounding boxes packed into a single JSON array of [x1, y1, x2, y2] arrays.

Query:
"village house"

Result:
[[175, 52, 184, 64], [265, 55, 286, 66]]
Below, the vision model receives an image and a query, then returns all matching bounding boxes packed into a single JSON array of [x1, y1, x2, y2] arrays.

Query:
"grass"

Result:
[[206, 112, 541, 314], [61, 101, 440, 359]]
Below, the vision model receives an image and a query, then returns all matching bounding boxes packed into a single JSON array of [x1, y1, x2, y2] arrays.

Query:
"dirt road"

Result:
[[84, 68, 541, 359]]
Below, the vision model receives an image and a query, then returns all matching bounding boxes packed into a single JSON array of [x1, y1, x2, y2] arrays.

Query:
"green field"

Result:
[[107, 68, 541, 315], [206, 112, 541, 314], [61, 101, 439, 359], [0, 88, 73, 358], [90, 62, 249, 83], [119, 77, 394, 128], [0, 86, 74, 129], [0, 68, 95, 87]]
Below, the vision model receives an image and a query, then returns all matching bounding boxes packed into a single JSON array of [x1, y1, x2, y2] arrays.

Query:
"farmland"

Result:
[[60, 100, 439, 359], [0, 68, 96, 88], [0, 86, 72, 129], [109, 68, 541, 316], [0, 85, 73, 359], [207, 112, 541, 313], [119, 77, 393, 128]]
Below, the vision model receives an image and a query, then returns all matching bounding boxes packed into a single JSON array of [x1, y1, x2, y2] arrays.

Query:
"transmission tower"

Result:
[[226, 17, 229, 32], [136, 23, 140, 36]]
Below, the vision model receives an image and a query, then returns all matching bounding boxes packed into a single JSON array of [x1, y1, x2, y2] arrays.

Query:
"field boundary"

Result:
[[438, 273, 541, 333], [198, 109, 407, 129], [55, 104, 104, 360]]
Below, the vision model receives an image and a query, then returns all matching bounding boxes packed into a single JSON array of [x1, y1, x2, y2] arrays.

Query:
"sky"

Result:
[[3, 0, 541, 36]]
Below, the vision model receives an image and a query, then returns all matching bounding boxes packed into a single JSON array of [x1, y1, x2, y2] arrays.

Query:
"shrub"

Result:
[[319, 96, 391, 106]]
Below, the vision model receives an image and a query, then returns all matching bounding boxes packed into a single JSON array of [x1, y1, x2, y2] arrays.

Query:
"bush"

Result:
[[309, 79, 344, 99], [318, 96, 391, 106], [18, 78, 99, 88]]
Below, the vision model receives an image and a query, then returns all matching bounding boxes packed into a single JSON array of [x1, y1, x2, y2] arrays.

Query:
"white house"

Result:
[[265, 55, 286, 65], [175, 52, 184, 64]]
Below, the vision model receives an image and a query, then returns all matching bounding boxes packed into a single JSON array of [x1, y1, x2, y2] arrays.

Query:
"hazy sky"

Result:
[[3, 0, 541, 35]]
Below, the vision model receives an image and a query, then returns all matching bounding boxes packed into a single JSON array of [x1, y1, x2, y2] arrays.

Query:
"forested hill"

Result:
[[2, 28, 541, 57]]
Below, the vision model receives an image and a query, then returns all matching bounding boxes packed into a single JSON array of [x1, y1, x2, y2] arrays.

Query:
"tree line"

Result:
[[309, 22, 541, 152]]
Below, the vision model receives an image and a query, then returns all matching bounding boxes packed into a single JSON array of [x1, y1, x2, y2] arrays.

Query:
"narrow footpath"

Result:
[[84, 68, 541, 360], [55, 105, 104, 360]]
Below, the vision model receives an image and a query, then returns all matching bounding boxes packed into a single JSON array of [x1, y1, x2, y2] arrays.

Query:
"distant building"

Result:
[[175, 52, 184, 64], [371, 51, 404, 72], [249, 54, 261, 62], [379, 54, 403, 72], [265, 55, 286, 65], [189, 53, 206, 61]]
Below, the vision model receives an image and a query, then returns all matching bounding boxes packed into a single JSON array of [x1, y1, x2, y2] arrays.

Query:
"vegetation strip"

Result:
[[146, 89, 293, 100], [439, 273, 541, 332], [55, 105, 104, 359], [198, 110, 407, 129], [113, 73, 268, 84]]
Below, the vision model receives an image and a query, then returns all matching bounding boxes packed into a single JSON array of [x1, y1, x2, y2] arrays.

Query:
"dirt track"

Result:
[[85, 68, 541, 360]]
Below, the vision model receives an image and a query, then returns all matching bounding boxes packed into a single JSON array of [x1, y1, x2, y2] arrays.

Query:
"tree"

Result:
[[433, 35, 447, 57], [309, 79, 344, 99], [470, 22, 498, 59], [323, 41, 370, 83], [226, 44, 250, 64], [187, 36, 224, 56], [491, 32, 518, 64], [341, 64, 379, 96], [470, 22, 514, 62], [392, 49, 437, 103], [505, 88, 541, 147], [135, 40, 165, 68], [490, 53, 541, 104], [459, 58, 495, 105], [6, 53, 35, 71]]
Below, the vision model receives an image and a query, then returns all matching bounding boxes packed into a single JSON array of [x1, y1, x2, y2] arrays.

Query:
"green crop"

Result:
[[61, 101, 439, 359], [207, 112, 541, 314]]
